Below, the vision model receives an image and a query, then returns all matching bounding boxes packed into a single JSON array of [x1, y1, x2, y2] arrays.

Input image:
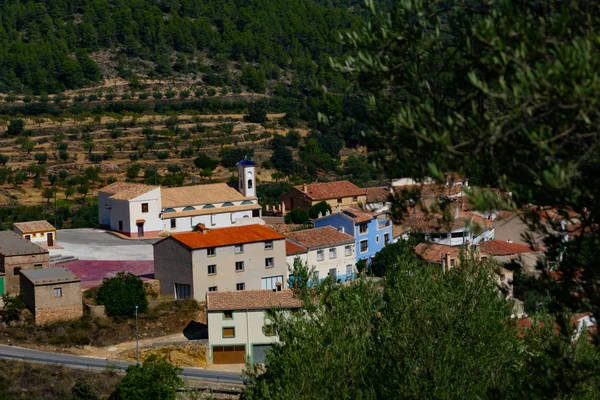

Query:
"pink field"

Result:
[[56, 260, 155, 290]]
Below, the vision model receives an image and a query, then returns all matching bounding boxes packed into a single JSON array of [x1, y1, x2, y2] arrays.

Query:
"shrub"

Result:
[[138, 93, 149, 100], [153, 91, 163, 99], [115, 355, 182, 400], [165, 90, 176, 99], [284, 209, 309, 225], [34, 152, 48, 164], [2, 294, 26, 323], [88, 153, 102, 163], [193, 154, 218, 170], [179, 90, 190, 99], [156, 151, 170, 161], [195, 88, 205, 97], [7, 119, 24, 137], [308, 201, 332, 219], [96, 272, 148, 317], [110, 129, 123, 139], [72, 380, 99, 400], [207, 88, 216, 96]]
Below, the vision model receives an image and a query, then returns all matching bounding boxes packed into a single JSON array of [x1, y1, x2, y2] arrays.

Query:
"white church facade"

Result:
[[98, 159, 262, 238]]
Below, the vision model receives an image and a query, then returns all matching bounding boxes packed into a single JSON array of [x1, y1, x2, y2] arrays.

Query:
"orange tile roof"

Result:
[[366, 186, 389, 203], [161, 183, 252, 208], [286, 239, 307, 256], [392, 223, 410, 238], [99, 181, 158, 201], [286, 226, 354, 250], [169, 224, 285, 250], [294, 181, 366, 201], [415, 242, 461, 263], [403, 209, 493, 233], [207, 289, 303, 311], [13, 220, 55, 234], [341, 207, 378, 223], [477, 240, 538, 256]]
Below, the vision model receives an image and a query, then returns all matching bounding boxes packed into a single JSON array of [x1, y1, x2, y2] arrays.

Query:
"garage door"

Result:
[[212, 345, 246, 364], [252, 344, 273, 364]]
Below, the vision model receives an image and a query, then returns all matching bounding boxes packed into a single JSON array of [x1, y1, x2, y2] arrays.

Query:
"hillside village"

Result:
[[0, 156, 592, 374]]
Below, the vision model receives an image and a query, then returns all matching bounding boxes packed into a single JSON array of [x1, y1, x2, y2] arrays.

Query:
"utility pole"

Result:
[[135, 305, 139, 364], [53, 188, 57, 227]]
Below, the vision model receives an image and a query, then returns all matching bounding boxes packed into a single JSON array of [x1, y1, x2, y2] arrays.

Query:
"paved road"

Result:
[[52, 229, 157, 261], [0, 345, 244, 384]]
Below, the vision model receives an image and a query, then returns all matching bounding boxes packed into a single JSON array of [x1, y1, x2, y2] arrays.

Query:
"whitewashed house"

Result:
[[98, 158, 262, 238], [13, 220, 57, 247]]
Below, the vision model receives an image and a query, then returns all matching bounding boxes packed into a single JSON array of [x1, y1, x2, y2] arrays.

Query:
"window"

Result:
[[118, 221, 123, 231], [222, 202, 234, 207], [236, 283, 245, 291], [360, 240, 368, 253], [53, 288, 62, 297], [248, 179, 253, 189], [376, 235, 380, 243], [262, 276, 283, 289], [34, 264, 42, 269], [265, 241, 273, 250], [235, 261, 244, 272], [338, 226, 344, 233], [222, 327, 235, 338], [346, 264, 353, 277], [207, 247, 216, 257], [337, 198, 343, 204], [163, 208, 176, 213], [263, 325, 275, 336], [481, 256, 488, 262], [451, 232, 464, 238], [345, 245, 352, 256], [208, 286, 218, 292], [223, 310, 233, 319], [384, 233, 390, 245], [24, 235, 31, 241], [317, 250, 324, 261], [202, 204, 215, 209], [183, 206, 196, 211], [241, 200, 254, 205], [174, 283, 191, 299], [235, 244, 244, 254], [13, 267, 21, 276], [265, 258, 274, 268], [329, 248, 336, 259], [208, 265, 216, 275], [359, 223, 368, 234], [141, 203, 148, 213], [170, 218, 176, 229], [450, 259, 455, 267]]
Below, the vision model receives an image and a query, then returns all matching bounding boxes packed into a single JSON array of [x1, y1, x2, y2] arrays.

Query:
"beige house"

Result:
[[285, 227, 356, 283], [279, 181, 367, 213], [13, 220, 57, 247], [206, 289, 302, 364], [20, 267, 82, 325], [154, 224, 287, 300], [0, 231, 49, 294]]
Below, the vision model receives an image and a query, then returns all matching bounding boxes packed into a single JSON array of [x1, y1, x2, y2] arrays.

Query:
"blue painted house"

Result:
[[314, 207, 393, 264]]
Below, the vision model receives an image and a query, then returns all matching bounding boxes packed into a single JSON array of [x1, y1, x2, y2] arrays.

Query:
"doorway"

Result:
[[137, 222, 144, 237], [46, 232, 54, 247]]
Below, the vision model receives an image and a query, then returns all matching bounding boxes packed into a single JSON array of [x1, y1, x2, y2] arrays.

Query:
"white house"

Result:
[[13, 220, 57, 247], [285, 226, 356, 283], [206, 289, 302, 364], [98, 158, 262, 238]]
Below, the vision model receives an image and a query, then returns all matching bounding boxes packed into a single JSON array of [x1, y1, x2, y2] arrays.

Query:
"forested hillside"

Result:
[[0, 0, 359, 94]]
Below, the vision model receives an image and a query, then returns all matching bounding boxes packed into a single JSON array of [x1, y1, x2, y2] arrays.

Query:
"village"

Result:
[[0, 156, 592, 376]]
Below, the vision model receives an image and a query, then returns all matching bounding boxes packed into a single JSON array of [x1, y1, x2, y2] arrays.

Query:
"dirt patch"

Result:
[[118, 344, 207, 368]]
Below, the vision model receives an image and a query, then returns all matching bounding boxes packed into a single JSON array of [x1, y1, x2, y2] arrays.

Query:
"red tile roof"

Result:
[[286, 239, 307, 256], [286, 226, 355, 250], [294, 181, 366, 201], [13, 220, 55, 234], [207, 289, 303, 311], [168, 225, 285, 250], [477, 240, 538, 256], [415, 242, 461, 263], [341, 207, 378, 223], [403, 209, 493, 233], [366, 186, 389, 203]]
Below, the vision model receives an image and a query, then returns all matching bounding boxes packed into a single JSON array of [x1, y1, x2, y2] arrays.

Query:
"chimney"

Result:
[[196, 223, 208, 234], [302, 184, 307, 193]]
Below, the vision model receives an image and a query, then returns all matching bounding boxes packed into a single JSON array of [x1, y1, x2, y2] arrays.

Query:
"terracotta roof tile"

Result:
[[161, 183, 252, 208], [168, 225, 285, 250], [366, 186, 389, 203], [341, 207, 378, 223], [286, 226, 354, 250], [294, 181, 366, 201], [477, 240, 538, 256], [13, 220, 55, 234], [415, 242, 461, 263], [392, 223, 410, 238], [99, 182, 158, 201], [403, 209, 493, 233], [207, 289, 302, 311], [286, 240, 307, 256]]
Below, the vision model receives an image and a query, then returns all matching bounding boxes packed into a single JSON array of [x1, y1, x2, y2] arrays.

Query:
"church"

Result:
[[98, 159, 261, 238]]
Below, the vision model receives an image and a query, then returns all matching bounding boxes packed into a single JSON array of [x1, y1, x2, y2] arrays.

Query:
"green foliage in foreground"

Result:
[[96, 272, 148, 317], [244, 259, 600, 399], [115, 355, 182, 400]]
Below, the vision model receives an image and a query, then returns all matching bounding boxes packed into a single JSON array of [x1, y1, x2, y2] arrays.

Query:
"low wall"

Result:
[[84, 303, 106, 319]]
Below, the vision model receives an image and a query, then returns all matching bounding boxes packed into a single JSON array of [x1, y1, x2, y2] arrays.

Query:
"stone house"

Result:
[[279, 181, 367, 213], [154, 224, 287, 300], [20, 267, 83, 325], [13, 220, 57, 247], [285, 226, 356, 283], [206, 289, 302, 364], [0, 231, 49, 295]]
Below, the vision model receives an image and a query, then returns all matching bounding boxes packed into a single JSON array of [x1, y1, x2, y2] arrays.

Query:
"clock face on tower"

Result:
[[247, 171, 253, 179]]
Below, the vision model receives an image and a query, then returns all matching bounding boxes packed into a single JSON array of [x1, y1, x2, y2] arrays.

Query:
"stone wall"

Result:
[[1, 252, 49, 294], [84, 303, 106, 319], [143, 279, 161, 298], [35, 303, 83, 325]]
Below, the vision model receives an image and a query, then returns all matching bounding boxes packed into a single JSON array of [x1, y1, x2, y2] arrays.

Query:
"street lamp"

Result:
[[135, 305, 139, 364]]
